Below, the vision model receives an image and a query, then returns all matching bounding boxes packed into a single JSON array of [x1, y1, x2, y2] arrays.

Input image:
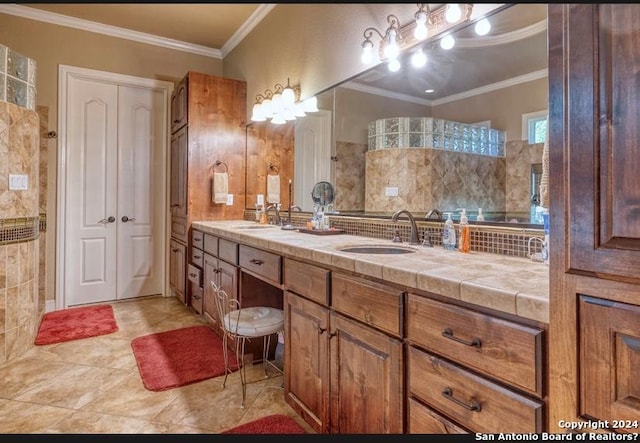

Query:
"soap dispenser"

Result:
[[442, 212, 456, 250], [477, 208, 485, 222], [458, 209, 470, 253]]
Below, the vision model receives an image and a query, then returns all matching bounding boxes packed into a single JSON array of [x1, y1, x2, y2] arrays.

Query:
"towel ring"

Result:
[[268, 164, 279, 175], [211, 160, 228, 174]]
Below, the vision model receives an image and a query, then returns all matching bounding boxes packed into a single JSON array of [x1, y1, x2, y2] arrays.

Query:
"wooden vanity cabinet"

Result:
[[167, 71, 246, 307], [283, 258, 404, 434], [548, 4, 640, 432], [406, 293, 544, 433], [169, 238, 186, 305], [200, 233, 238, 332]]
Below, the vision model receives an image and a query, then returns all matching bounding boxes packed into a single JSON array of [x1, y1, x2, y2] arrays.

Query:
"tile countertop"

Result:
[[192, 220, 550, 324]]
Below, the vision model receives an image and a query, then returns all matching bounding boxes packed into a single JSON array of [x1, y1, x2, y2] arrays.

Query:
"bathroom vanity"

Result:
[[190, 220, 548, 434]]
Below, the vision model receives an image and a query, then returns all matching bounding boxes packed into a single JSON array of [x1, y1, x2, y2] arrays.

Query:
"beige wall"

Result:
[[0, 12, 222, 306]]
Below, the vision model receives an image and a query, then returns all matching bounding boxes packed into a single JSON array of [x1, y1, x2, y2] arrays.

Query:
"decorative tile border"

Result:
[[243, 210, 543, 259], [0, 216, 40, 245]]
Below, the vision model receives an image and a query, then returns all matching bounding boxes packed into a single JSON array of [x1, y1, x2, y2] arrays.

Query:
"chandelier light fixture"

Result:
[[360, 3, 486, 72], [250, 79, 318, 124]]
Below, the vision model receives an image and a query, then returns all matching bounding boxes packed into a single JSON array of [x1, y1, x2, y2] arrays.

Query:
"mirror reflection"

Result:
[[295, 3, 548, 225]]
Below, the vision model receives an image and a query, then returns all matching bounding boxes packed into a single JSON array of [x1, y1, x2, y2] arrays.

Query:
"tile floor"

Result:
[[0, 295, 315, 434]]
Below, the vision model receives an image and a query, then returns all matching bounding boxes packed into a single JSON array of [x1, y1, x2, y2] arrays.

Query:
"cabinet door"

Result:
[[202, 254, 221, 328], [557, 4, 640, 281], [580, 296, 640, 427], [329, 312, 404, 434], [169, 239, 186, 304], [170, 76, 187, 133], [170, 126, 188, 217], [284, 291, 330, 434]]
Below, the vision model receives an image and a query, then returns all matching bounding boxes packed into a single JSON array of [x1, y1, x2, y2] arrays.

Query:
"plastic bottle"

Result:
[[459, 209, 470, 253], [477, 208, 485, 222], [442, 212, 456, 250]]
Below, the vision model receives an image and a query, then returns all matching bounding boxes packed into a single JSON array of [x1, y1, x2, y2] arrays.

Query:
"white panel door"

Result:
[[66, 78, 119, 306], [62, 69, 168, 307], [294, 110, 332, 212], [117, 85, 164, 299]]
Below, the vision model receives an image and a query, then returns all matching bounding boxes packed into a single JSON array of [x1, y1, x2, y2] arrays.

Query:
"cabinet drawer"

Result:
[[191, 230, 204, 250], [284, 258, 329, 306], [189, 281, 203, 314], [187, 263, 201, 286], [190, 248, 204, 268], [331, 273, 403, 338], [238, 245, 282, 285], [203, 234, 218, 256], [407, 293, 543, 396], [408, 397, 469, 434], [218, 238, 238, 264], [171, 216, 188, 243], [408, 346, 543, 434]]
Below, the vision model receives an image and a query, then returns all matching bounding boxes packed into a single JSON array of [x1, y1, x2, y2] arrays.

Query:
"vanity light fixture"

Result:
[[411, 48, 427, 68], [360, 3, 474, 72], [474, 17, 491, 36], [250, 79, 318, 124]]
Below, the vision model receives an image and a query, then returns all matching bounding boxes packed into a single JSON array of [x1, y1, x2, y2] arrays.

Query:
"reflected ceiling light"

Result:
[[425, 89, 434, 93], [445, 4, 462, 23], [440, 33, 455, 50], [360, 3, 473, 69], [250, 81, 316, 125], [411, 48, 427, 68], [413, 4, 429, 41], [474, 17, 491, 36], [388, 59, 401, 72]]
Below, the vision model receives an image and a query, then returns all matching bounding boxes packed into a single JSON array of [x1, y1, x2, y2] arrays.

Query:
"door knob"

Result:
[[98, 216, 116, 224], [121, 216, 136, 222]]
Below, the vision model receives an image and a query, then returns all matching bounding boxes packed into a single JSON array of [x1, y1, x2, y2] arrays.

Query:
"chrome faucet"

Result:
[[265, 204, 281, 226], [391, 209, 420, 245], [425, 209, 443, 220]]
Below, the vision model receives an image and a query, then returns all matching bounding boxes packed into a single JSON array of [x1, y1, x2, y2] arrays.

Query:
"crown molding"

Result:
[[341, 81, 433, 107], [343, 68, 548, 107], [0, 4, 274, 59], [455, 19, 547, 48], [221, 4, 276, 57]]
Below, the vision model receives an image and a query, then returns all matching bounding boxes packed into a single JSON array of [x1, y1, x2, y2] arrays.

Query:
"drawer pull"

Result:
[[442, 328, 482, 348], [214, 268, 221, 274], [193, 255, 201, 259], [249, 259, 264, 265], [317, 324, 327, 335], [442, 387, 482, 412], [189, 272, 197, 278], [192, 294, 201, 300]]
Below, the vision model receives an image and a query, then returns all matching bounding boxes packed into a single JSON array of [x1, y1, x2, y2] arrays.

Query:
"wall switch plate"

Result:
[[226, 194, 234, 206], [385, 186, 399, 197], [9, 174, 28, 190], [257, 194, 264, 206]]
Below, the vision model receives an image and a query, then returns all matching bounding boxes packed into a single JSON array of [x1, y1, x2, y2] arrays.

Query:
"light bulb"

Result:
[[271, 112, 286, 125], [383, 30, 399, 60], [271, 93, 282, 115], [303, 96, 318, 112], [440, 34, 455, 50], [293, 102, 306, 117], [414, 12, 428, 40], [261, 98, 272, 118], [361, 41, 374, 64], [388, 59, 401, 72], [411, 49, 427, 68], [251, 103, 266, 122], [445, 4, 462, 23], [475, 18, 491, 36], [282, 86, 296, 108]]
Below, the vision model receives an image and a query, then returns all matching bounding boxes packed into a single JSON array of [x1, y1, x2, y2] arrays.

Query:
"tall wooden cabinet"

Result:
[[548, 4, 640, 433], [168, 72, 246, 308]]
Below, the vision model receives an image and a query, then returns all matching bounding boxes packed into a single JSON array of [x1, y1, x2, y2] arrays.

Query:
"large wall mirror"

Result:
[[248, 3, 548, 226]]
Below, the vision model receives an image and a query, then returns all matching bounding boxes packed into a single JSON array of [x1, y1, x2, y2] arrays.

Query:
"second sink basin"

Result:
[[338, 245, 418, 254]]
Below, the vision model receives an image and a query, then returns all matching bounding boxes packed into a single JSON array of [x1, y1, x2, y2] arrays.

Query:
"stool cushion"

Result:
[[224, 307, 284, 337]]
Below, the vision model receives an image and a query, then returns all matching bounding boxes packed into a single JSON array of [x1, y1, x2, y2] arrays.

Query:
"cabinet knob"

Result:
[[249, 258, 264, 265]]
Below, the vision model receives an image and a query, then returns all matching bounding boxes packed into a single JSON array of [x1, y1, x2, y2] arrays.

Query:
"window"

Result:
[[522, 110, 548, 144]]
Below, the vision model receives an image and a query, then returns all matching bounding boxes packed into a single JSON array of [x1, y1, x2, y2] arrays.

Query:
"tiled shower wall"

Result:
[[0, 52, 41, 364]]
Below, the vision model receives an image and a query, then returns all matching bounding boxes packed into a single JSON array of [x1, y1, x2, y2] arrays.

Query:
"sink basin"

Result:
[[338, 245, 418, 254]]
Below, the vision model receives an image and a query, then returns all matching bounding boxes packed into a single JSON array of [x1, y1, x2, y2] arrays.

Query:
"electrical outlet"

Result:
[[385, 186, 399, 197], [226, 194, 234, 206], [256, 194, 264, 206], [9, 174, 28, 190]]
